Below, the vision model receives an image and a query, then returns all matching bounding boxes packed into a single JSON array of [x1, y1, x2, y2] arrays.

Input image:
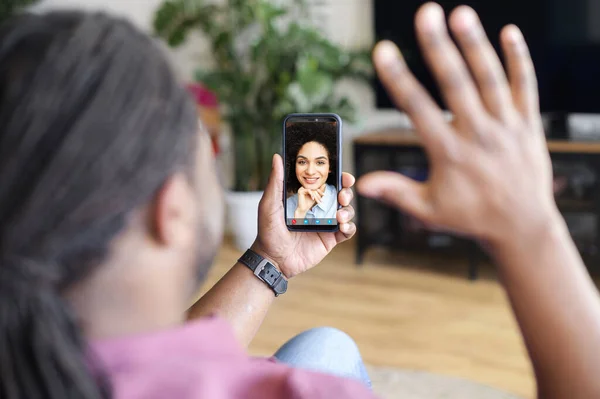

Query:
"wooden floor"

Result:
[[199, 238, 535, 398]]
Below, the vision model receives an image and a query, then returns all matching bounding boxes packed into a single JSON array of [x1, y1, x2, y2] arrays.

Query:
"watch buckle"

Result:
[[254, 258, 270, 277]]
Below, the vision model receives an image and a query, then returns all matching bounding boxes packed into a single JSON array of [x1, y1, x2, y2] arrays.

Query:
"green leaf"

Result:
[[213, 30, 232, 55], [195, 70, 230, 95], [0, 0, 40, 22], [255, 1, 286, 24], [296, 56, 333, 100], [153, 0, 219, 47], [286, 83, 311, 112], [298, 71, 333, 100]]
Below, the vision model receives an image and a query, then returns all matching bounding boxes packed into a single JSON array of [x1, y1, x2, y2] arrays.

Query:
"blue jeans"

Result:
[[273, 327, 372, 389]]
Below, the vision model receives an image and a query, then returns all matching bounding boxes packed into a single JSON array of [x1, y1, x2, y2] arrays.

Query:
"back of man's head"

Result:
[[0, 11, 199, 399]]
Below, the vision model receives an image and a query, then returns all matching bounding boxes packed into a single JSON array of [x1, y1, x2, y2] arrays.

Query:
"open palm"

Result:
[[251, 154, 356, 278]]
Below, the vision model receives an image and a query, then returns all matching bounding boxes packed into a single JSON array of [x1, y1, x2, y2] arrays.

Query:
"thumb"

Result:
[[262, 153, 284, 207], [357, 171, 432, 222]]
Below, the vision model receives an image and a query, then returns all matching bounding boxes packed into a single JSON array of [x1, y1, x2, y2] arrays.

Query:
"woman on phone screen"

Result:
[[286, 122, 338, 220]]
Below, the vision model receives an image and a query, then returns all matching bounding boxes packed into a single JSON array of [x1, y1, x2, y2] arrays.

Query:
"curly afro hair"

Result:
[[285, 121, 338, 194]]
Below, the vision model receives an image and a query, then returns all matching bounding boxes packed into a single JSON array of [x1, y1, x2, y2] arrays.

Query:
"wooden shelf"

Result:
[[353, 129, 421, 146], [547, 141, 600, 154], [354, 128, 600, 154], [556, 198, 597, 213]]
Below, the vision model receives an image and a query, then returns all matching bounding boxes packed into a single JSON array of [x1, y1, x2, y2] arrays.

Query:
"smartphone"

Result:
[[283, 113, 342, 232]]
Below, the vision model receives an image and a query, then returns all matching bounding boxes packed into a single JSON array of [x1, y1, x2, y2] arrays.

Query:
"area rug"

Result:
[[366, 366, 523, 399]]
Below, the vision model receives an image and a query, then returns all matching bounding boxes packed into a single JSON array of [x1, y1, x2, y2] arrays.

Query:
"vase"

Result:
[[225, 190, 264, 251]]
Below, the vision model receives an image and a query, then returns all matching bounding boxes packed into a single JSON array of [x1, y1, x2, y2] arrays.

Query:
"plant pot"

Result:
[[225, 190, 263, 252]]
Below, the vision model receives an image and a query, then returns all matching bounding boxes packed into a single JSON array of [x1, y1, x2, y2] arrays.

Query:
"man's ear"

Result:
[[149, 173, 196, 246]]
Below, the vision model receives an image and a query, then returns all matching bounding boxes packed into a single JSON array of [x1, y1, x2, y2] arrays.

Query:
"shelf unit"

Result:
[[354, 129, 600, 280]]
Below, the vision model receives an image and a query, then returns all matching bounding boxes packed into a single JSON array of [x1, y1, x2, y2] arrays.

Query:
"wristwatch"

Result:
[[238, 249, 288, 297]]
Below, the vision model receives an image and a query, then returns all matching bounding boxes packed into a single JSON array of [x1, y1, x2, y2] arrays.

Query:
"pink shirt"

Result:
[[91, 317, 378, 399]]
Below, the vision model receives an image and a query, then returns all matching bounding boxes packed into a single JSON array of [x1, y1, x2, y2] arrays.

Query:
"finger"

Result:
[[315, 195, 323, 204], [373, 41, 457, 159], [449, 6, 516, 122], [260, 154, 284, 209], [337, 205, 355, 224], [342, 173, 355, 188], [335, 222, 357, 243], [314, 193, 322, 204], [338, 187, 354, 207], [415, 3, 487, 130], [357, 171, 433, 222], [500, 24, 540, 123], [313, 189, 323, 202]]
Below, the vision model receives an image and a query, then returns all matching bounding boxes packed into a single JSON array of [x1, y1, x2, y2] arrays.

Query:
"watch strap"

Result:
[[238, 249, 288, 296]]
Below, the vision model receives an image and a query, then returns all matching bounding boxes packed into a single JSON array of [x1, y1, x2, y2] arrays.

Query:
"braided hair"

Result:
[[0, 11, 198, 399], [285, 122, 338, 194]]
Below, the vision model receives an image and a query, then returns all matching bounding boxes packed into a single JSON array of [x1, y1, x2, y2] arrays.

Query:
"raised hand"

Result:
[[355, 5, 600, 397], [252, 154, 356, 278], [357, 3, 558, 248]]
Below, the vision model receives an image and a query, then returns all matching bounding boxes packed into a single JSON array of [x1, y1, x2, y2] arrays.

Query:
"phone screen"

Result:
[[283, 114, 341, 232]]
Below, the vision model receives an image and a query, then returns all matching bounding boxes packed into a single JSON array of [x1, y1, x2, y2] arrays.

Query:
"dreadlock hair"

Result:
[[285, 121, 338, 194], [0, 11, 198, 399]]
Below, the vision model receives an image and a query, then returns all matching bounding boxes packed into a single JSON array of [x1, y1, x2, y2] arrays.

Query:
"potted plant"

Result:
[[154, 0, 370, 250], [1, 0, 39, 22]]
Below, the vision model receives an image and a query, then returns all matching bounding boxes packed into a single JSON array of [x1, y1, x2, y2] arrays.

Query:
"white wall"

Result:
[[34, 0, 163, 30], [33, 0, 212, 82]]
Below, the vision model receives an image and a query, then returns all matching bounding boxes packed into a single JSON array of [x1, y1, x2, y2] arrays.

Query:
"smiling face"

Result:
[[295, 141, 331, 190]]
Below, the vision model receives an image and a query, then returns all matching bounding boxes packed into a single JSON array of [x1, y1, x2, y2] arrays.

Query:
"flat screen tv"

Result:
[[374, 0, 600, 115]]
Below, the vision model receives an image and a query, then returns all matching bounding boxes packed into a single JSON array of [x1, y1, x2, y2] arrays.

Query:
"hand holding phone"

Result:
[[250, 153, 356, 279], [247, 112, 353, 278]]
